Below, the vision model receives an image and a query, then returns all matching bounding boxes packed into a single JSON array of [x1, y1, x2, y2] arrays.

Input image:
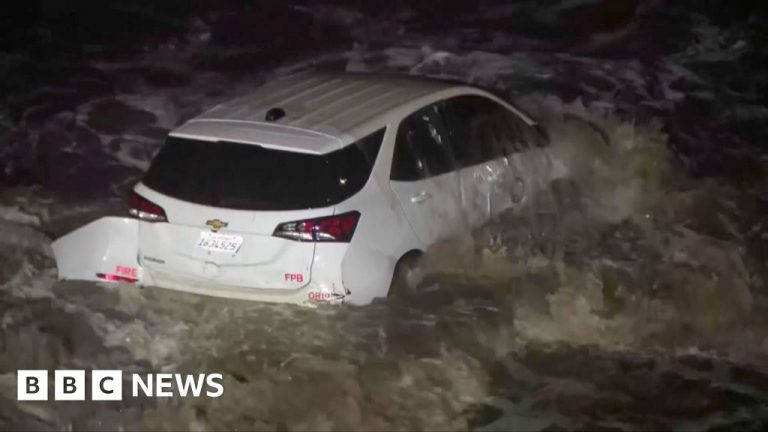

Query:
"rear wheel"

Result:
[[387, 251, 424, 298]]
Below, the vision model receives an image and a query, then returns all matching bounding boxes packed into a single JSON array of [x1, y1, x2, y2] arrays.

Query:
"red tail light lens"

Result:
[[96, 272, 139, 283], [128, 191, 168, 223], [273, 211, 360, 242]]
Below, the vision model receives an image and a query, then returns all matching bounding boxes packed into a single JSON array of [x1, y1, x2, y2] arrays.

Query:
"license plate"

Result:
[[196, 232, 243, 253]]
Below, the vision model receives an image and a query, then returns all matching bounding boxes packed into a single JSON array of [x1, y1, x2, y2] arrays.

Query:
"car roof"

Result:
[[200, 71, 462, 131], [170, 71, 474, 154]]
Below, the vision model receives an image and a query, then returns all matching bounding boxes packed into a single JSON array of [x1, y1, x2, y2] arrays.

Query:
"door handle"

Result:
[[510, 177, 526, 204], [410, 191, 432, 204]]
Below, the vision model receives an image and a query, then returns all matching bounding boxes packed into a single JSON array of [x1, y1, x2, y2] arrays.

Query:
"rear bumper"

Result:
[[141, 242, 351, 306], [52, 216, 386, 306], [143, 268, 346, 306]]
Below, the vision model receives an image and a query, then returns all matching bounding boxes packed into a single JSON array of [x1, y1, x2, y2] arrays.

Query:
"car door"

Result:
[[482, 98, 533, 217], [389, 103, 463, 247], [444, 95, 541, 221], [487, 99, 554, 215], [439, 97, 490, 228]]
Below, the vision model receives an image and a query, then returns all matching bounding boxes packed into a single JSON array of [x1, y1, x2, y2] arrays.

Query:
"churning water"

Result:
[[2, 1, 768, 430], [2, 97, 767, 431]]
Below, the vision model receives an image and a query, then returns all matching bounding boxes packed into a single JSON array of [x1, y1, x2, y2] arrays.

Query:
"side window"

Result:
[[335, 128, 386, 195], [443, 95, 532, 166], [391, 104, 454, 181]]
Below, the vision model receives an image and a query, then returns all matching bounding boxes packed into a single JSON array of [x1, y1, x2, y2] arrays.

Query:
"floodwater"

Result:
[[1, 1, 768, 430]]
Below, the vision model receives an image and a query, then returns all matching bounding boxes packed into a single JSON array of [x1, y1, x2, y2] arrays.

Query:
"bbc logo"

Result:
[[18, 370, 122, 401], [18, 370, 224, 401]]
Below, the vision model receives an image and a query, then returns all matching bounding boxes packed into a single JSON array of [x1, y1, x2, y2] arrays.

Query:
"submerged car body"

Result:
[[53, 71, 554, 306]]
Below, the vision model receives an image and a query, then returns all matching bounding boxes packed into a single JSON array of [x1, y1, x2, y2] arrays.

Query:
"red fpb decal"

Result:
[[284, 273, 304, 283]]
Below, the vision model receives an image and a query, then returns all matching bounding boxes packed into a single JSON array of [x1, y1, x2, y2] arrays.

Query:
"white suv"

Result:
[[53, 72, 551, 306]]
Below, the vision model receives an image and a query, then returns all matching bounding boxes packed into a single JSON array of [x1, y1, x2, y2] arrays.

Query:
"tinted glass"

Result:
[[443, 95, 534, 167], [391, 104, 454, 181], [143, 128, 385, 210]]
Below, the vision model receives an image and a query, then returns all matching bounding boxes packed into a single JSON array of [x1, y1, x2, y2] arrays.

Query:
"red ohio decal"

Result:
[[284, 273, 304, 283], [308, 291, 334, 302]]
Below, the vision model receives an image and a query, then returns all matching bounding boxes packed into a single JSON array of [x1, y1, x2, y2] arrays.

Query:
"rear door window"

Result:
[[443, 95, 534, 166], [142, 128, 385, 210], [390, 103, 455, 181]]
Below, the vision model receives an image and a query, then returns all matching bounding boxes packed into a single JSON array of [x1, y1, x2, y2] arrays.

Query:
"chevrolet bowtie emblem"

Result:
[[206, 219, 228, 232]]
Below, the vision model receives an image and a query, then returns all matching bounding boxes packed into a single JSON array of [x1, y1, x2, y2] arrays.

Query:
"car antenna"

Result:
[[265, 107, 286, 122]]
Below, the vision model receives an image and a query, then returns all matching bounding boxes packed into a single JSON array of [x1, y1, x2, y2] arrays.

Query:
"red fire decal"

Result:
[[115, 265, 138, 278]]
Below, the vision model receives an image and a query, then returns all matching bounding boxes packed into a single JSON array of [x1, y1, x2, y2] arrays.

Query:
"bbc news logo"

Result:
[[17, 370, 224, 401]]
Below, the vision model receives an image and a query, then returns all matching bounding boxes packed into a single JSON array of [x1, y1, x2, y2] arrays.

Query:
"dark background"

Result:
[[2, 0, 767, 108]]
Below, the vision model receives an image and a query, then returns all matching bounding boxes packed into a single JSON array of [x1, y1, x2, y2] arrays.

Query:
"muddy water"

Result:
[[2, 99, 768, 431]]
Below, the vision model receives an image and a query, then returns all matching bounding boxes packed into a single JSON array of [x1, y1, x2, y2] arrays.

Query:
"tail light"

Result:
[[128, 191, 167, 222], [96, 273, 139, 284], [273, 211, 360, 242]]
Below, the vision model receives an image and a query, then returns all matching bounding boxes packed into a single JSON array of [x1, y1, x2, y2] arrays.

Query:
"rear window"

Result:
[[142, 128, 385, 210]]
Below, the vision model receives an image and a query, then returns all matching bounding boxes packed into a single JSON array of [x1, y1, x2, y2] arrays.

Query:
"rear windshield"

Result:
[[142, 128, 385, 210]]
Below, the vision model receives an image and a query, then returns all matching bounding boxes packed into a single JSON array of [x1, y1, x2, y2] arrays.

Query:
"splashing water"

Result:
[[3, 97, 768, 431], [427, 97, 761, 357]]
